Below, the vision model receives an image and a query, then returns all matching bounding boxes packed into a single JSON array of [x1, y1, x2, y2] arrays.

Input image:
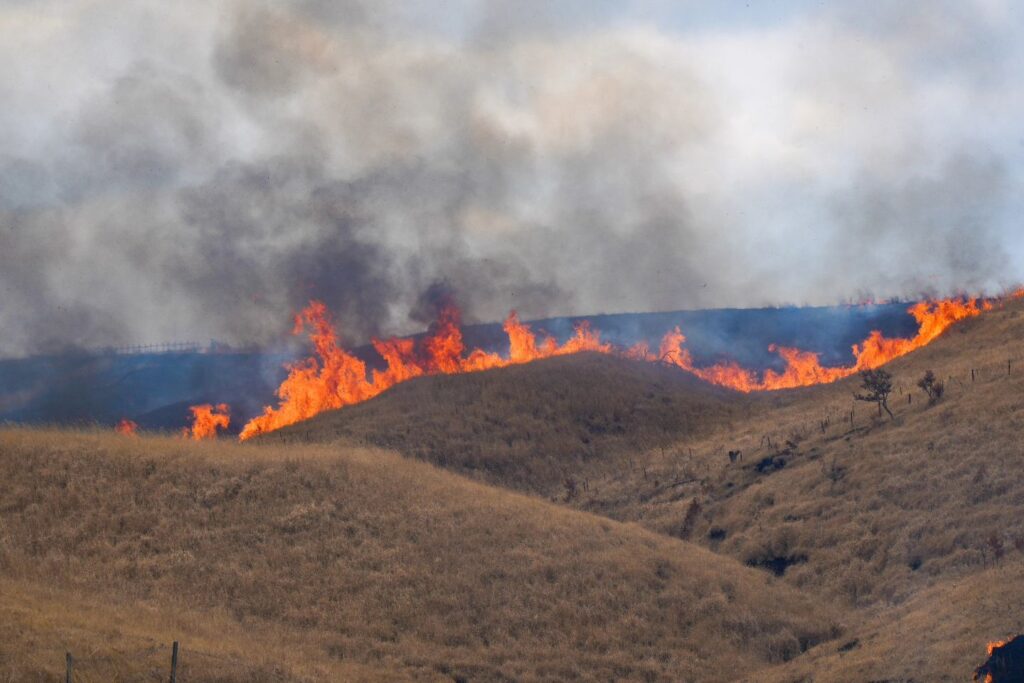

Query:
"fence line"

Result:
[[65, 641, 180, 683]]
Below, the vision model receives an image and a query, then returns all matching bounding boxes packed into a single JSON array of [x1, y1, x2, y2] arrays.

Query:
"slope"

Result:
[[568, 299, 1024, 681], [257, 352, 746, 494], [258, 298, 1024, 680], [0, 428, 837, 682]]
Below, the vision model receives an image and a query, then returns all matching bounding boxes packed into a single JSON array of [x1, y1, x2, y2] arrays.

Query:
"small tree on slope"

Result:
[[855, 368, 895, 420]]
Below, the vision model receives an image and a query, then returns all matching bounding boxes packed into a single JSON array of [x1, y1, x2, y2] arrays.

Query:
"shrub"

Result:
[[917, 370, 945, 406]]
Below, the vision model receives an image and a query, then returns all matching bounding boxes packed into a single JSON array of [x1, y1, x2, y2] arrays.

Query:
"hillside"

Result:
[[572, 299, 1024, 680], [258, 353, 746, 494], [0, 428, 838, 682], [259, 298, 1024, 680]]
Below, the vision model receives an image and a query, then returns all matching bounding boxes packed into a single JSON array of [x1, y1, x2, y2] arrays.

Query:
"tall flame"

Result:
[[239, 306, 609, 440], [183, 403, 231, 440], [232, 294, 1002, 439]]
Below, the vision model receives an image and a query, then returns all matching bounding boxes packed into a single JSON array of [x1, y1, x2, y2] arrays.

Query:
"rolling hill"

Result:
[[0, 428, 837, 682], [256, 352, 746, 494], [3, 300, 1022, 680], [250, 297, 1024, 681]]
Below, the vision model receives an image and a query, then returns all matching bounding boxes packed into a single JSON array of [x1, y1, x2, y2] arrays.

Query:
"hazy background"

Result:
[[2, 0, 1022, 356]]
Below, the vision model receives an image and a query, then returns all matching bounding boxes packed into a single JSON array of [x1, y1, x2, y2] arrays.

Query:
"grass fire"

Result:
[[223, 295, 1001, 441], [4, 2, 1024, 680]]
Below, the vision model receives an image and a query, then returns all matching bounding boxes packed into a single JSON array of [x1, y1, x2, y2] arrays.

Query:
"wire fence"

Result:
[[61, 641, 248, 682], [107, 342, 203, 355]]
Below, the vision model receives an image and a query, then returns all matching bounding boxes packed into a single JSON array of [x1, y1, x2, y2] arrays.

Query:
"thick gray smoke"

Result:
[[0, 0, 1022, 356]]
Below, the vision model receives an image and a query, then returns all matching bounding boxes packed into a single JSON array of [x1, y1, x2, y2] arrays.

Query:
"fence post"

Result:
[[65, 652, 73, 683], [169, 641, 179, 683]]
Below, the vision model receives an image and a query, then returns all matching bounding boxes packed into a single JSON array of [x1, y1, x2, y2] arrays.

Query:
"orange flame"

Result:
[[239, 304, 609, 440], [115, 419, 138, 437], [988, 640, 1008, 656], [657, 297, 989, 392], [230, 294, 1002, 439], [182, 403, 230, 440]]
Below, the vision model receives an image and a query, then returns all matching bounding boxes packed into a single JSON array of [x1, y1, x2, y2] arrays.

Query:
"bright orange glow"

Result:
[[233, 294, 1003, 439], [183, 403, 230, 440], [988, 640, 1007, 656], [239, 305, 609, 440], [657, 297, 989, 392], [115, 419, 138, 437]]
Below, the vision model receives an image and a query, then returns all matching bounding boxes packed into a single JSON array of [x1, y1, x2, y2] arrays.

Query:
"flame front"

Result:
[[654, 298, 988, 392], [239, 305, 609, 440], [233, 295, 1001, 439], [183, 403, 231, 440], [115, 419, 138, 437]]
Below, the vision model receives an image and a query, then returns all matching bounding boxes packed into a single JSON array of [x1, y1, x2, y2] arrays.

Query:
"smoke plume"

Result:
[[0, 0, 1021, 355]]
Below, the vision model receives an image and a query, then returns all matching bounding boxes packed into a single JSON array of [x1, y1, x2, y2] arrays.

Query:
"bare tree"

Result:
[[855, 369, 895, 420]]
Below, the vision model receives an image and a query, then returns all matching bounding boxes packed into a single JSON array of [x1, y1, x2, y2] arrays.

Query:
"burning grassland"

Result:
[[182, 403, 231, 440], [202, 294, 1009, 440]]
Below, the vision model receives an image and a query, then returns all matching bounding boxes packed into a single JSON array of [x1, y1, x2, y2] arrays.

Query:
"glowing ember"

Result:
[[233, 294, 1003, 439], [183, 403, 231, 440], [115, 419, 138, 437]]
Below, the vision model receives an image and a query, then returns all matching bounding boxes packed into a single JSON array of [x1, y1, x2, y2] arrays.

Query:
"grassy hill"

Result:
[[5, 301, 1023, 680], [257, 353, 745, 494], [256, 298, 1024, 681], [0, 428, 837, 682]]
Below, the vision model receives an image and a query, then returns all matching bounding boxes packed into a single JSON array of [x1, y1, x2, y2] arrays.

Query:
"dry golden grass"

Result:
[[571, 300, 1024, 680], [752, 562, 1024, 683], [259, 353, 744, 495], [267, 298, 1024, 680], [0, 427, 836, 682], [0, 577, 386, 682]]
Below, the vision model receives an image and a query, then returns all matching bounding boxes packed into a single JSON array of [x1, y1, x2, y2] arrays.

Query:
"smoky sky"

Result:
[[1, 0, 1023, 356]]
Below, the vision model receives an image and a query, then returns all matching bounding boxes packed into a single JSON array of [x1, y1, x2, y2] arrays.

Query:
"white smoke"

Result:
[[0, 0, 1021, 355]]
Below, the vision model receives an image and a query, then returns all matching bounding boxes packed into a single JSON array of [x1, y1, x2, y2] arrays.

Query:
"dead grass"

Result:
[[7, 300, 1024, 680], [0, 428, 836, 682], [750, 562, 1024, 683], [257, 353, 744, 495], [260, 298, 1024, 679]]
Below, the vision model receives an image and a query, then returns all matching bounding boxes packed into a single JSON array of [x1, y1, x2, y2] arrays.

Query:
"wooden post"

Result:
[[169, 641, 179, 683], [66, 652, 73, 683], [971, 368, 976, 382]]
